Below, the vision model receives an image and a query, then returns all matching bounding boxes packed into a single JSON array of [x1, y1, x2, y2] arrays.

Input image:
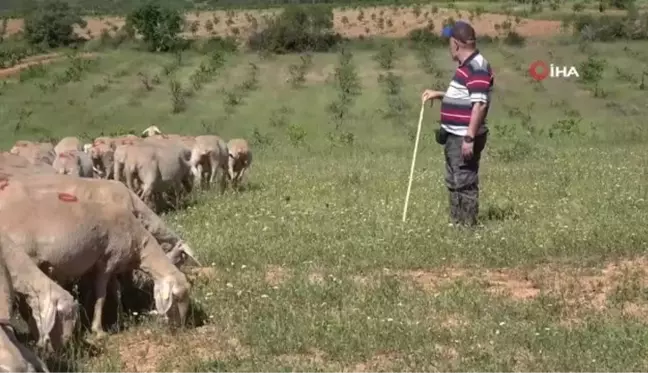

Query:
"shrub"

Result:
[[169, 78, 186, 113], [611, 0, 636, 10], [503, 30, 525, 46], [204, 19, 214, 33], [570, 13, 648, 41], [0, 18, 8, 41], [407, 27, 444, 47], [287, 53, 313, 88], [373, 42, 398, 70], [23, 0, 86, 48], [194, 35, 238, 54], [126, 2, 184, 52], [248, 4, 342, 54]]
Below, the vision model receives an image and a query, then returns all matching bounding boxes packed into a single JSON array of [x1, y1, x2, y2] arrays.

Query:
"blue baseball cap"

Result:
[[441, 20, 477, 43]]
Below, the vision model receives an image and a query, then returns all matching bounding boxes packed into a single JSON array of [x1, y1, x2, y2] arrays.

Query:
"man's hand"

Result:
[[421, 89, 443, 104], [461, 140, 474, 160]]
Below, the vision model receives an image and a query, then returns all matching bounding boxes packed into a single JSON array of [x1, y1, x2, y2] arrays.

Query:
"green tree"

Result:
[[23, 0, 86, 48], [247, 4, 341, 54], [126, 2, 184, 52]]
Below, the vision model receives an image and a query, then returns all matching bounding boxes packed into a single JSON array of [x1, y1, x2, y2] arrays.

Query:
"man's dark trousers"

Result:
[[444, 133, 487, 226]]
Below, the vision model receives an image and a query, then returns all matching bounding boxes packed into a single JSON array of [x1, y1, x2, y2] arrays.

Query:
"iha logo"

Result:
[[529, 60, 579, 81]]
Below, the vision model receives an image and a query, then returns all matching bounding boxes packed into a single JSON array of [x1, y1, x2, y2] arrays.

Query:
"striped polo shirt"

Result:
[[440, 50, 494, 137]]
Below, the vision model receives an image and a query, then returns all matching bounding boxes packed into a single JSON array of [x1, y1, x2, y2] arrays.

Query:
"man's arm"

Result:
[[465, 69, 492, 138], [467, 102, 487, 138]]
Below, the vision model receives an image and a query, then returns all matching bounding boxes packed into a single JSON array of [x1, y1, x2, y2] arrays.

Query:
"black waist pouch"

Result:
[[434, 127, 449, 145]]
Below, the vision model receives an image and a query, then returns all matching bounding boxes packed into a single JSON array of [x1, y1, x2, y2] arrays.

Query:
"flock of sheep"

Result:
[[0, 125, 252, 372]]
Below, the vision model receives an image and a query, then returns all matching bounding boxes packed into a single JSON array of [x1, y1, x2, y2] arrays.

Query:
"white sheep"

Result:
[[0, 173, 198, 267], [189, 135, 229, 192], [0, 244, 50, 372], [1, 235, 78, 351], [0, 196, 192, 337], [226, 138, 252, 189]]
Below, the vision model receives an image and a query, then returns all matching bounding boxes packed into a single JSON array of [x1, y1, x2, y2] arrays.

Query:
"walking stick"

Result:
[[402, 102, 426, 222]]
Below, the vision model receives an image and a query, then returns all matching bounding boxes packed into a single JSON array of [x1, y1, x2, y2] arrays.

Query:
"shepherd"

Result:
[[421, 21, 495, 227]]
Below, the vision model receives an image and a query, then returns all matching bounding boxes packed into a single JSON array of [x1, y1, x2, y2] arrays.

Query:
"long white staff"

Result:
[[402, 102, 427, 222]]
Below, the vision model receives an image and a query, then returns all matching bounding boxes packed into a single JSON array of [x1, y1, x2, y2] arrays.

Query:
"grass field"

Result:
[[2, 1, 648, 370]]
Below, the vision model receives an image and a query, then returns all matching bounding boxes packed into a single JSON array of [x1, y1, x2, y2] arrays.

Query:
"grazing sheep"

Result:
[[53, 137, 82, 155], [141, 125, 162, 137], [92, 136, 113, 148], [0, 173, 198, 267], [0, 244, 50, 372], [88, 144, 115, 179], [178, 135, 196, 149], [1, 235, 78, 351], [96, 135, 140, 150], [226, 138, 252, 189], [149, 141, 194, 203], [112, 140, 140, 183], [122, 144, 160, 206], [189, 135, 229, 192], [0, 196, 192, 337], [92, 136, 141, 179], [116, 136, 195, 209], [52, 150, 93, 178], [9, 141, 55, 166], [0, 153, 56, 176]]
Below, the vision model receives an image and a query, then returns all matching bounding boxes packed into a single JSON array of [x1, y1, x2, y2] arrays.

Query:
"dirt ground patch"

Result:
[[271, 349, 408, 371], [0, 52, 96, 79], [4, 6, 564, 41], [269, 260, 647, 316], [264, 264, 291, 286], [99, 324, 248, 372], [399, 257, 648, 317]]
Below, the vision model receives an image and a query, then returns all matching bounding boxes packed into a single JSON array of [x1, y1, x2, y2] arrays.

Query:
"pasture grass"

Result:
[[3, 38, 648, 371]]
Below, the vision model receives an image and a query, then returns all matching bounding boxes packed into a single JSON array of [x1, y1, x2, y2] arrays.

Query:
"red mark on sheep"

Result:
[[0, 178, 9, 191], [57, 193, 78, 202]]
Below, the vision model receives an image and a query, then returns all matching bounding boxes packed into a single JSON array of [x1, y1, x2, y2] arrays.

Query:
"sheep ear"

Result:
[[37, 299, 57, 338], [153, 279, 173, 315], [180, 243, 201, 267], [166, 242, 200, 267], [165, 246, 185, 267]]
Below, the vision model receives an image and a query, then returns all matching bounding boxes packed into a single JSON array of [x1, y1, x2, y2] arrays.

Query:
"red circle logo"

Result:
[[529, 60, 549, 81]]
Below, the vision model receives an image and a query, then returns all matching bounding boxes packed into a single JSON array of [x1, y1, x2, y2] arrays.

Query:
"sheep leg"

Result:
[[90, 271, 111, 338], [208, 155, 218, 185], [191, 164, 202, 187], [200, 155, 211, 189], [239, 167, 248, 184], [125, 168, 136, 193], [113, 161, 123, 182], [232, 169, 242, 190], [131, 173, 142, 195], [175, 180, 187, 207], [140, 181, 155, 209], [16, 296, 39, 342], [227, 155, 236, 182], [218, 167, 227, 195], [108, 277, 122, 330]]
